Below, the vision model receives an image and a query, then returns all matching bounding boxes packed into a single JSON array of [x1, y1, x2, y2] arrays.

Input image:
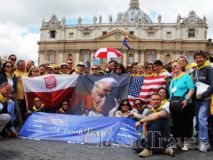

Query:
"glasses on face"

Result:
[[116, 68, 121, 69], [91, 68, 98, 70], [146, 66, 152, 69], [5, 65, 12, 68], [10, 58, 16, 61], [78, 65, 84, 67], [67, 63, 73, 65], [54, 68, 60, 70], [135, 103, 142, 106]]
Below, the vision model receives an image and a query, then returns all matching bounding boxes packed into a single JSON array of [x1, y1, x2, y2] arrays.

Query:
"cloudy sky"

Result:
[[0, 0, 212, 64]]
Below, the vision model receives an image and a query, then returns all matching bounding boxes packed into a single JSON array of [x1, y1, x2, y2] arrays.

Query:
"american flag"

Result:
[[128, 76, 167, 108], [128, 76, 144, 108]]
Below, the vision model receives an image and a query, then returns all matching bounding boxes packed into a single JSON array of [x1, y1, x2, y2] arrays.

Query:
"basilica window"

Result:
[[129, 31, 134, 36], [50, 30, 56, 38], [69, 32, 74, 38], [102, 31, 107, 36], [83, 32, 90, 37], [188, 29, 195, 38], [147, 32, 155, 38], [166, 32, 172, 38]]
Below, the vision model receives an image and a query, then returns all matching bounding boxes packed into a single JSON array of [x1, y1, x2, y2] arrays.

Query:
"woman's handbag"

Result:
[[169, 96, 185, 113], [169, 80, 188, 113]]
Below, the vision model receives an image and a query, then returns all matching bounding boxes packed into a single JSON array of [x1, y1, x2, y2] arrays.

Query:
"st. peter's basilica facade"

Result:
[[38, 0, 211, 66]]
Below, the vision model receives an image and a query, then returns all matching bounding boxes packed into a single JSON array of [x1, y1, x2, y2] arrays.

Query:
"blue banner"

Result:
[[19, 112, 138, 147]]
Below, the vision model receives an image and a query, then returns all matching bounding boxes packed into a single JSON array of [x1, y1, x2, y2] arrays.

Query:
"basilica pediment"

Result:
[[95, 29, 140, 41]]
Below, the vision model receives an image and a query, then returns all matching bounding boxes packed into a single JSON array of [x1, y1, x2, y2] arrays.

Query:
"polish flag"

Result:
[[22, 75, 79, 109]]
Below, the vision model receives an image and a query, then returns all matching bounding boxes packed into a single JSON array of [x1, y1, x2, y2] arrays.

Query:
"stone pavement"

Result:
[[0, 138, 213, 160]]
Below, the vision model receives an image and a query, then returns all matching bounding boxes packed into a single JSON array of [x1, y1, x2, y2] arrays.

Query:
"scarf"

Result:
[[161, 99, 168, 106], [173, 72, 185, 80], [5, 72, 14, 80], [145, 73, 155, 77], [0, 93, 7, 103], [197, 60, 210, 69], [151, 104, 163, 112], [33, 104, 44, 112]]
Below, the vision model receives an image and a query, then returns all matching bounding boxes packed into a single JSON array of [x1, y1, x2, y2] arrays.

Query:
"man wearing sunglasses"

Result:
[[67, 59, 75, 74], [91, 65, 99, 75], [72, 62, 86, 75]]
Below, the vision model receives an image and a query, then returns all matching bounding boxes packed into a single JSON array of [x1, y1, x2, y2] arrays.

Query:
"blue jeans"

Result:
[[195, 99, 210, 143]]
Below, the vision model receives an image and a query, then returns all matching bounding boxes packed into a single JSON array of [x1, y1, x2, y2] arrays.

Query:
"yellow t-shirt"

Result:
[[14, 69, 28, 99]]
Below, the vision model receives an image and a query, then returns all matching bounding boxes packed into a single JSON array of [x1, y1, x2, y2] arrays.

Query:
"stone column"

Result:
[[140, 50, 145, 65], [58, 50, 63, 65], [156, 49, 161, 60], [75, 50, 80, 67], [38, 50, 44, 65], [122, 50, 128, 66], [134, 50, 139, 63], [90, 50, 95, 65], [175, 50, 181, 59], [45, 50, 49, 62]]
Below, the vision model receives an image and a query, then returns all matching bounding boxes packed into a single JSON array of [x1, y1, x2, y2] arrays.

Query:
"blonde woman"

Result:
[[169, 60, 194, 151]]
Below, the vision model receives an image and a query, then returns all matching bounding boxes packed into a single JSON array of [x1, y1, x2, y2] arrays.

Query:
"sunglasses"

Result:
[[146, 66, 152, 69], [78, 65, 84, 67], [5, 65, 12, 68], [54, 68, 60, 70], [67, 63, 73, 64], [10, 58, 16, 61], [91, 68, 98, 70], [135, 103, 142, 106]]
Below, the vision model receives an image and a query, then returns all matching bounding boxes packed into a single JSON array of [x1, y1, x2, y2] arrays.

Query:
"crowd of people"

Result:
[[0, 50, 213, 158]]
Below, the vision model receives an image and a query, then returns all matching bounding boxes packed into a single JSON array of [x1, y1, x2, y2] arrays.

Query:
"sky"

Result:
[[0, 0, 212, 64]]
